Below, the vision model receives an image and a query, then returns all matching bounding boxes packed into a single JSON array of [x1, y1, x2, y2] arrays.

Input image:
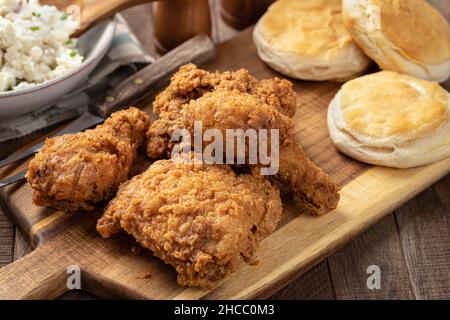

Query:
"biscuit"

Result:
[[253, 0, 371, 81], [343, 0, 450, 82], [328, 71, 450, 168]]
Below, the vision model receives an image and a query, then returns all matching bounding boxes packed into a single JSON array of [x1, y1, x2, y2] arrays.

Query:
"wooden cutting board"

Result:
[[0, 28, 449, 300]]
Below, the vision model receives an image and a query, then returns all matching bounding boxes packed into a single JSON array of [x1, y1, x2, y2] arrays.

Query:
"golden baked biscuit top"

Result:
[[371, 0, 450, 65], [259, 0, 354, 59], [340, 71, 448, 140]]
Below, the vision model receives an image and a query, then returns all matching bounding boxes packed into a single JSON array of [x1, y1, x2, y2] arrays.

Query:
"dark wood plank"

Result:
[[0, 207, 13, 267], [434, 175, 450, 207], [394, 175, 450, 299], [270, 261, 334, 300], [327, 214, 415, 299]]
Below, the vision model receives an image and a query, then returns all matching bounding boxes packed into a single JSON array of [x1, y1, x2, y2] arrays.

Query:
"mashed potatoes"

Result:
[[0, 0, 82, 92]]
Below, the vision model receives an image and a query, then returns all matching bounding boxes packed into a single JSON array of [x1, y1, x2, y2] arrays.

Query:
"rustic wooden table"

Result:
[[0, 1, 449, 300]]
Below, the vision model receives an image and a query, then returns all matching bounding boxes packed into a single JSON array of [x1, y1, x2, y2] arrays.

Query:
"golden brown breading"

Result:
[[146, 64, 297, 159], [97, 158, 282, 287], [26, 107, 150, 212], [153, 63, 296, 117], [153, 90, 340, 215], [181, 90, 292, 137], [277, 140, 341, 215]]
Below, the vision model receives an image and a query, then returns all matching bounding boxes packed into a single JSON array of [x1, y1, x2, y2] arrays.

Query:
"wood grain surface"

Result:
[[0, 1, 449, 300]]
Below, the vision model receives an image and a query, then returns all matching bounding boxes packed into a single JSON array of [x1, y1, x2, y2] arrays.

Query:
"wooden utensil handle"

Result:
[[76, 0, 157, 36], [94, 34, 216, 118], [0, 243, 69, 299]]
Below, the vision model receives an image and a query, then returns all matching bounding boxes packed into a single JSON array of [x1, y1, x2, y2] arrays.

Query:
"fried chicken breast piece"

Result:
[[146, 64, 297, 159], [26, 108, 150, 212], [162, 90, 340, 215], [97, 158, 282, 287]]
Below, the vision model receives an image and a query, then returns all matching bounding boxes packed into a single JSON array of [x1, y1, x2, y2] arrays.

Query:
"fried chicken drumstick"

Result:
[[147, 63, 297, 159], [147, 87, 340, 215], [26, 108, 150, 212], [180, 91, 341, 214], [97, 157, 282, 287]]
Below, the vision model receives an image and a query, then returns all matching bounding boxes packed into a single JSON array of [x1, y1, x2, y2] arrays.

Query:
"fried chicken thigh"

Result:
[[97, 158, 282, 287], [26, 108, 150, 212], [147, 63, 297, 159]]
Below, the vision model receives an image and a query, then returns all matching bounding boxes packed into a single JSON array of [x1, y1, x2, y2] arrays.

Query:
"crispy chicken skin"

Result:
[[278, 139, 341, 214], [182, 91, 340, 214], [146, 63, 297, 159], [97, 158, 282, 287], [149, 90, 340, 215], [26, 108, 150, 212]]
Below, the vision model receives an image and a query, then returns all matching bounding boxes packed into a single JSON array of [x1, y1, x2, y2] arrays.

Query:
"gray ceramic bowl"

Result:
[[0, 18, 117, 119]]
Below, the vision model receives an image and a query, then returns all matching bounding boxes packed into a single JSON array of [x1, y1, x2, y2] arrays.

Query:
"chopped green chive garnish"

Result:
[[32, 12, 41, 17], [60, 12, 69, 20], [65, 39, 73, 45], [70, 51, 78, 58], [29, 26, 40, 31]]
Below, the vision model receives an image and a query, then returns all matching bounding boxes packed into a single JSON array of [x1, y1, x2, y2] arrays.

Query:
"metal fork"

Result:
[[0, 169, 27, 188]]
